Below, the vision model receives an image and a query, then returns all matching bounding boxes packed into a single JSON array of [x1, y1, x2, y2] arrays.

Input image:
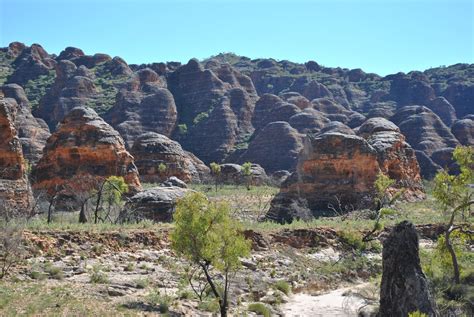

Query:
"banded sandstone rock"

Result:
[[131, 132, 209, 183], [0, 97, 33, 213], [32, 107, 141, 195]]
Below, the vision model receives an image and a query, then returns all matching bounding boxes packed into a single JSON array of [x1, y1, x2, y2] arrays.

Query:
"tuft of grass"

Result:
[[273, 280, 291, 295], [248, 302, 271, 317], [134, 278, 149, 289], [146, 289, 172, 313], [89, 265, 109, 284], [124, 262, 135, 272]]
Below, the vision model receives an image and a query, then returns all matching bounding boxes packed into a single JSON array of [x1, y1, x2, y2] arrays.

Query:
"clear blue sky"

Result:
[[1, 0, 472, 75]]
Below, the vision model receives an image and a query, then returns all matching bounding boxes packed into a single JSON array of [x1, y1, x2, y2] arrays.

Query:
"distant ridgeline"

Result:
[[0, 42, 473, 216]]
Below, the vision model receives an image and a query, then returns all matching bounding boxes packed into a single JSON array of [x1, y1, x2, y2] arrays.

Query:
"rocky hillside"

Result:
[[0, 42, 473, 184]]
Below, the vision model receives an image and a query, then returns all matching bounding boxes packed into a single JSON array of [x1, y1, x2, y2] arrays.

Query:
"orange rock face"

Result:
[[32, 107, 141, 195], [267, 118, 424, 223], [0, 96, 33, 213]]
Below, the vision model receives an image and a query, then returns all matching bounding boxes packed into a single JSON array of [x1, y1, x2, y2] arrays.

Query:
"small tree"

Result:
[[433, 145, 473, 284], [241, 162, 252, 190], [93, 176, 128, 224], [210, 162, 221, 192], [363, 173, 401, 242], [171, 192, 251, 317]]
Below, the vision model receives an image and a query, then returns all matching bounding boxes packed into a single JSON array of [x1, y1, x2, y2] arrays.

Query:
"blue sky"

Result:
[[1, 0, 472, 75]]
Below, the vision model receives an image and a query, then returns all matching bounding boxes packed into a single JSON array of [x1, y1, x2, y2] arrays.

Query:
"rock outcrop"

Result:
[[1, 84, 51, 164], [130, 132, 209, 183], [237, 122, 304, 173], [31, 107, 141, 195], [391, 106, 459, 157], [168, 59, 258, 163], [267, 118, 424, 223], [252, 94, 301, 131], [427, 97, 457, 127], [123, 186, 190, 222], [0, 97, 33, 213], [379, 221, 438, 317], [451, 116, 474, 146], [360, 118, 424, 200], [267, 132, 380, 222], [7, 43, 56, 86], [105, 69, 177, 147]]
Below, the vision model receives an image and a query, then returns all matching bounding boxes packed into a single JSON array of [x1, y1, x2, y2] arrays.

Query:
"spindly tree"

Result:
[[171, 192, 251, 317], [210, 162, 221, 192], [433, 145, 473, 284], [241, 162, 252, 190]]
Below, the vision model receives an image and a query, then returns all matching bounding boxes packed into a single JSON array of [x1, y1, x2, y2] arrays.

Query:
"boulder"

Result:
[[0, 98, 33, 214], [451, 117, 474, 145], [219, 163, 269, 186], [31, 107, 141, 195], [379, 221, 438, 317], [130, 132, 209, 183], [123, 186, 190, 222], [1, 84, 51, 164], [162, 176, 187, 188], [237, 122, 304, 173]]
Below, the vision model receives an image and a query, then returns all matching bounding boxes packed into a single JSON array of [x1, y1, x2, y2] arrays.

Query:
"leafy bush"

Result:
[[248, 302, 271, 317]]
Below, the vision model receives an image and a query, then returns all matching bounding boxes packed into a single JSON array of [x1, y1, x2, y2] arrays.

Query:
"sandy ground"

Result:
[[281, 285, 371, 317]]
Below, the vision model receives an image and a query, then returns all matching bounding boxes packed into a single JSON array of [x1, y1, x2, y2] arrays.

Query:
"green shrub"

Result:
[[124, 262, 135, 272], [45, 266, 64, 280], [193, 112, 209, 125], [147, 289, 172, 313], [338, 230, 366, 251], [134, 278, 149, 289], [29, 270, 47, 280], [248, 302, 271, 317], [273, 280, 291, 295], [89, 265, 109, 284]]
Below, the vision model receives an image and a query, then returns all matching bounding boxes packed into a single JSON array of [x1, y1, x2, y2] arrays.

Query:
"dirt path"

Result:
[[282, 284, 372, 317]]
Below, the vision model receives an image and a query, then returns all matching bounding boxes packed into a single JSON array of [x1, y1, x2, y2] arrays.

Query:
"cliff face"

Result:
[[0, 96, 33, 213], [32, 107, 141, 194], [1, 84, 51, 164]]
